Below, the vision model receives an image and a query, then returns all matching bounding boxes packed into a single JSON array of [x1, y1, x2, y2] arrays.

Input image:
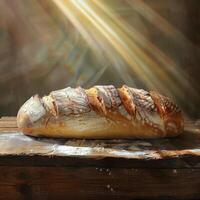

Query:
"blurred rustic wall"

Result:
[[0, 0, 200, 118], [143, 0, 200, 118]]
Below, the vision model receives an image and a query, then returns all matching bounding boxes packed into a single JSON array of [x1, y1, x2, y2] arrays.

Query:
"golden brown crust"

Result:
[[20, 115, 171, 139], [85, 87, 107, 115], [150, 91, 184, 135], [118, 85, 136, 117], [17, 85, 184, 139]]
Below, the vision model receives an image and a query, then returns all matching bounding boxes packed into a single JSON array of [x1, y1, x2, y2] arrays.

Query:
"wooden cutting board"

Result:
[[0, 116, 200, 200]]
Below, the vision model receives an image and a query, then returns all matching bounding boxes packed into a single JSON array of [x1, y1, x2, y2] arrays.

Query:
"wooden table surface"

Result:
[[0, 117, 200, 200]]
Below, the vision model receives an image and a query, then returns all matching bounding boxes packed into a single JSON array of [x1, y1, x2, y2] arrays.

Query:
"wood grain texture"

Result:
[[0, 167, 200, 200], [0, 117, 18, 132]]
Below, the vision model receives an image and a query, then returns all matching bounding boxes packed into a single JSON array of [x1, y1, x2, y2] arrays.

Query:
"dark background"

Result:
[[0, 0, 199, 118]]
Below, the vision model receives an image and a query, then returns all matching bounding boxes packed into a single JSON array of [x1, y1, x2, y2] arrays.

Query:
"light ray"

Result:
[[51, 0, 198, 102]]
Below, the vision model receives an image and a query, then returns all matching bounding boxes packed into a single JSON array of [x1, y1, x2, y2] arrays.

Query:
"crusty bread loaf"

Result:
[[17, 85, 184, 139]]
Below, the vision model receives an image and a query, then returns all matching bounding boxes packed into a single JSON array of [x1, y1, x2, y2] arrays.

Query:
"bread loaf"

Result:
[[17, 85, 184, 138]]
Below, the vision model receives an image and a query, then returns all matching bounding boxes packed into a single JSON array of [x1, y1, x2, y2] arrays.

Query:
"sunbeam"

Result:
[[51, 0, 199, 105]]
